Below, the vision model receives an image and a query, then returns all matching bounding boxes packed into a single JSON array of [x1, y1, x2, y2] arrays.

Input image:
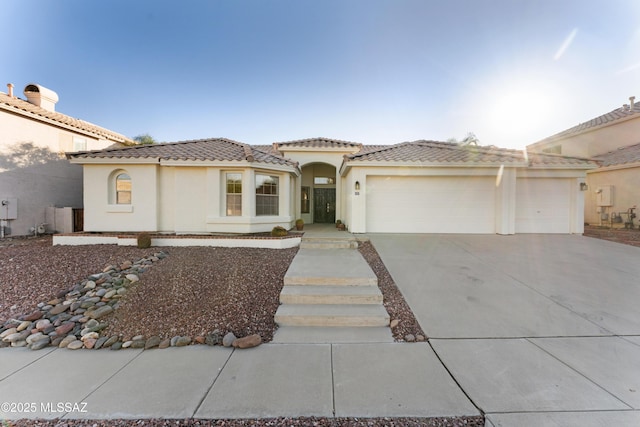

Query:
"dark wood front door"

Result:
[[313, 188, 336, 223]]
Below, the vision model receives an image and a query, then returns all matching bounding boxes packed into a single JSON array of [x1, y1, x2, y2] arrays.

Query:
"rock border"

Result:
[[0, 252, 261, 351]]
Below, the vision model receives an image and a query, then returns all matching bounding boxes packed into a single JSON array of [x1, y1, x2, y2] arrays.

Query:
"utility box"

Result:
[[596, 186, 613, 207], [0, 198, 18, 220]]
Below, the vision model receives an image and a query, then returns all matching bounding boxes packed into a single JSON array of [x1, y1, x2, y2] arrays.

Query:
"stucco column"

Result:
[[349, 169, 367, 233], [280, 173, 291, 221], [206, 168, 221, 217], [244, 169, 255, 217], [495, 166, 516, 235], [571, 178, 585, 234]]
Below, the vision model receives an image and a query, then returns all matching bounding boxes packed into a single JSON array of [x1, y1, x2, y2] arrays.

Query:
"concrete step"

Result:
[[274, 304, 390, 327], [300, 238, 358, 250], [284, 275, 377, 287], [284, 249, 378, 287], [280, 285, 383, 305], [272, 326, 394, 343]]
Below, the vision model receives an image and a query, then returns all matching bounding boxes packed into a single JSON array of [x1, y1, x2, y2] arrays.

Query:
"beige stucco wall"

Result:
[[83, 164, 159, 232], [0, 111, 114, 154], [530, 116, 640, 158], [0, 111, 118, 236], [585, 165, 640, 225], [82, 163, 295, 234]]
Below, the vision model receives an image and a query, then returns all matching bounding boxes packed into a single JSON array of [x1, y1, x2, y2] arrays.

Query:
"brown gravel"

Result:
[[359, 240, 426, 341], [103, 246, 298, 341], [583, 225, 640, 247], [8, 417, 485, 426], [0, 235, 157, 323]]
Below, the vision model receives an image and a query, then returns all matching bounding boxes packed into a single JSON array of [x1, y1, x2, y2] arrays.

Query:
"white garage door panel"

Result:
[[516, 178, 571, 233], [366, 176, 496, 233]]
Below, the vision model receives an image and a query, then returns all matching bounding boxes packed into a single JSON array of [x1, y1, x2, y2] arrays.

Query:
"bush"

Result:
[[137, 232, 152, 249], [271, 226, 288, 237]]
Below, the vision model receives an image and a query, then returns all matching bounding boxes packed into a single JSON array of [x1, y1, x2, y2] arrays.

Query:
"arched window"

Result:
[[115, 173, 132, 204]]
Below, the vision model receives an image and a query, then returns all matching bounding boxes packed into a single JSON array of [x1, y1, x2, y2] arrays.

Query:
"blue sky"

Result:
[[3, 0, 639, 149]]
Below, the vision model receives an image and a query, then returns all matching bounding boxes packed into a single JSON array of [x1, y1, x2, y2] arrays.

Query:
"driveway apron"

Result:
[[368, 233, 640, 425]]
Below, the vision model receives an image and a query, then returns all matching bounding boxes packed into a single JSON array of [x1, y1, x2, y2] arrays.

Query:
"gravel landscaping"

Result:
[[583, 225, 640, 247], [0, 235, 484, 426], [7, 416, 485, 427], [1, 236, 426, 347]]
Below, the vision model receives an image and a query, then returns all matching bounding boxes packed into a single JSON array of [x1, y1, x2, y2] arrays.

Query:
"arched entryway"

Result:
[[300, 162, 337, 224]]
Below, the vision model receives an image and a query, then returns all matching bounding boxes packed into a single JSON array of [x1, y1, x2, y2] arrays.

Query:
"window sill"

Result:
[[107, 204, 133, 213]]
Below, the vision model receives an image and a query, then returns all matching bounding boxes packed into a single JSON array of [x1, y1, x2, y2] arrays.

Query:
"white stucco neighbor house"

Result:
[[0, 83, 133, 236], [528, 95, 640, 226], [67, 136, 595, 235]]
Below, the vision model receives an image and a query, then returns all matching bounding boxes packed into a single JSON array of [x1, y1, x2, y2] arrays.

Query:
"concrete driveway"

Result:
[[369, 234, 640, 426]]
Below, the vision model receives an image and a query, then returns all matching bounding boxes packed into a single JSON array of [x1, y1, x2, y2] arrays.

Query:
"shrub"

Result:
[[137, 232, 152, 249], [271, 226, 288, 237]]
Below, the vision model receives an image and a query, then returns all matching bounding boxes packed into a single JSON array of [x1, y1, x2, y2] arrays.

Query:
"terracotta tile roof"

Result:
[[346, 140, 595, 167], [533, 103, 640, 145], [0, 92, 133, 144], [273, 137, 363, 150], [593, 142, 640, 167], [69, 138, 299, 168], [524, 151, 598, 167], [257, 141, 388, 157]]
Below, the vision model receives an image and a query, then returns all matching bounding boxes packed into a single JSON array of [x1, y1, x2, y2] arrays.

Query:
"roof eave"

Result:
[[0, 103, 133, 144], [587, 161, 640, 173], [527, 163, 598, 170], [276, 146, 362, 154], [68, 157, 160, 165], [529, 113, 640, 148], [343, 160, 529, 168]]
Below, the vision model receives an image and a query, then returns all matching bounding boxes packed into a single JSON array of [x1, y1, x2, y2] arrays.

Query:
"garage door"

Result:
[[516, 178, 571, 233], [366, 176, 496, 233]]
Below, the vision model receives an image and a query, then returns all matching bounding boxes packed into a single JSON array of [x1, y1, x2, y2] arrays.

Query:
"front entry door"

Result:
[[313, 188, 336, 223]]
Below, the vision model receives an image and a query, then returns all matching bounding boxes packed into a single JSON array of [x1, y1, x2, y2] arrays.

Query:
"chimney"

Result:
[[7, 83, 14, 98], [23, 83, 59, 112], [630, 96, 636, 110]]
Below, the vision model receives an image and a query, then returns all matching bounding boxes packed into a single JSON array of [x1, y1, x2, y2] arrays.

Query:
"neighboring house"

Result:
[[67, 137, 595, 235], [528, 96, 640, 226], [0, 83, 134, 236]]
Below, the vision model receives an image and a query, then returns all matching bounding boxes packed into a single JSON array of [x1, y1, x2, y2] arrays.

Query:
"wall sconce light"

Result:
[[580, 182, 588, 191], [355, 181, 360, 191]]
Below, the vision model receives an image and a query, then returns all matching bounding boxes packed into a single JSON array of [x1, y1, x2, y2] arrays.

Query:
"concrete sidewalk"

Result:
[[0, 343, 479, 421], [369, 234, 640, 427]]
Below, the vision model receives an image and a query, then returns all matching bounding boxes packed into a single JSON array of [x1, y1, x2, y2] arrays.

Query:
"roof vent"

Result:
[[630, 96, 636, 110], [6, 83, 14, 98], [23, 83, 59, 112]]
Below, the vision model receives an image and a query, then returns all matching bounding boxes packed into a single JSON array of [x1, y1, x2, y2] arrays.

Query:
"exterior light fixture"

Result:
[[355, 181, 360, 191], [580, 182, 588, 191]]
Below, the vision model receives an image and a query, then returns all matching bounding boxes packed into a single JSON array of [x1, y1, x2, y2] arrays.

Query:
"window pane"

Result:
[[301, 186, 310, 213], [226, 173, 242, 216], [256, 174, 279, 216], [116, 173, 131, 205], [226, 194, 241, 216], [314, 177, 334, 185]]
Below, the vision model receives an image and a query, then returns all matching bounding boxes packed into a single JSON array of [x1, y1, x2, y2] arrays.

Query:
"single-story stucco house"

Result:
[[66, 137, 595, 235], [527, 96, 640, 227], [0, 83, 133, 236]]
